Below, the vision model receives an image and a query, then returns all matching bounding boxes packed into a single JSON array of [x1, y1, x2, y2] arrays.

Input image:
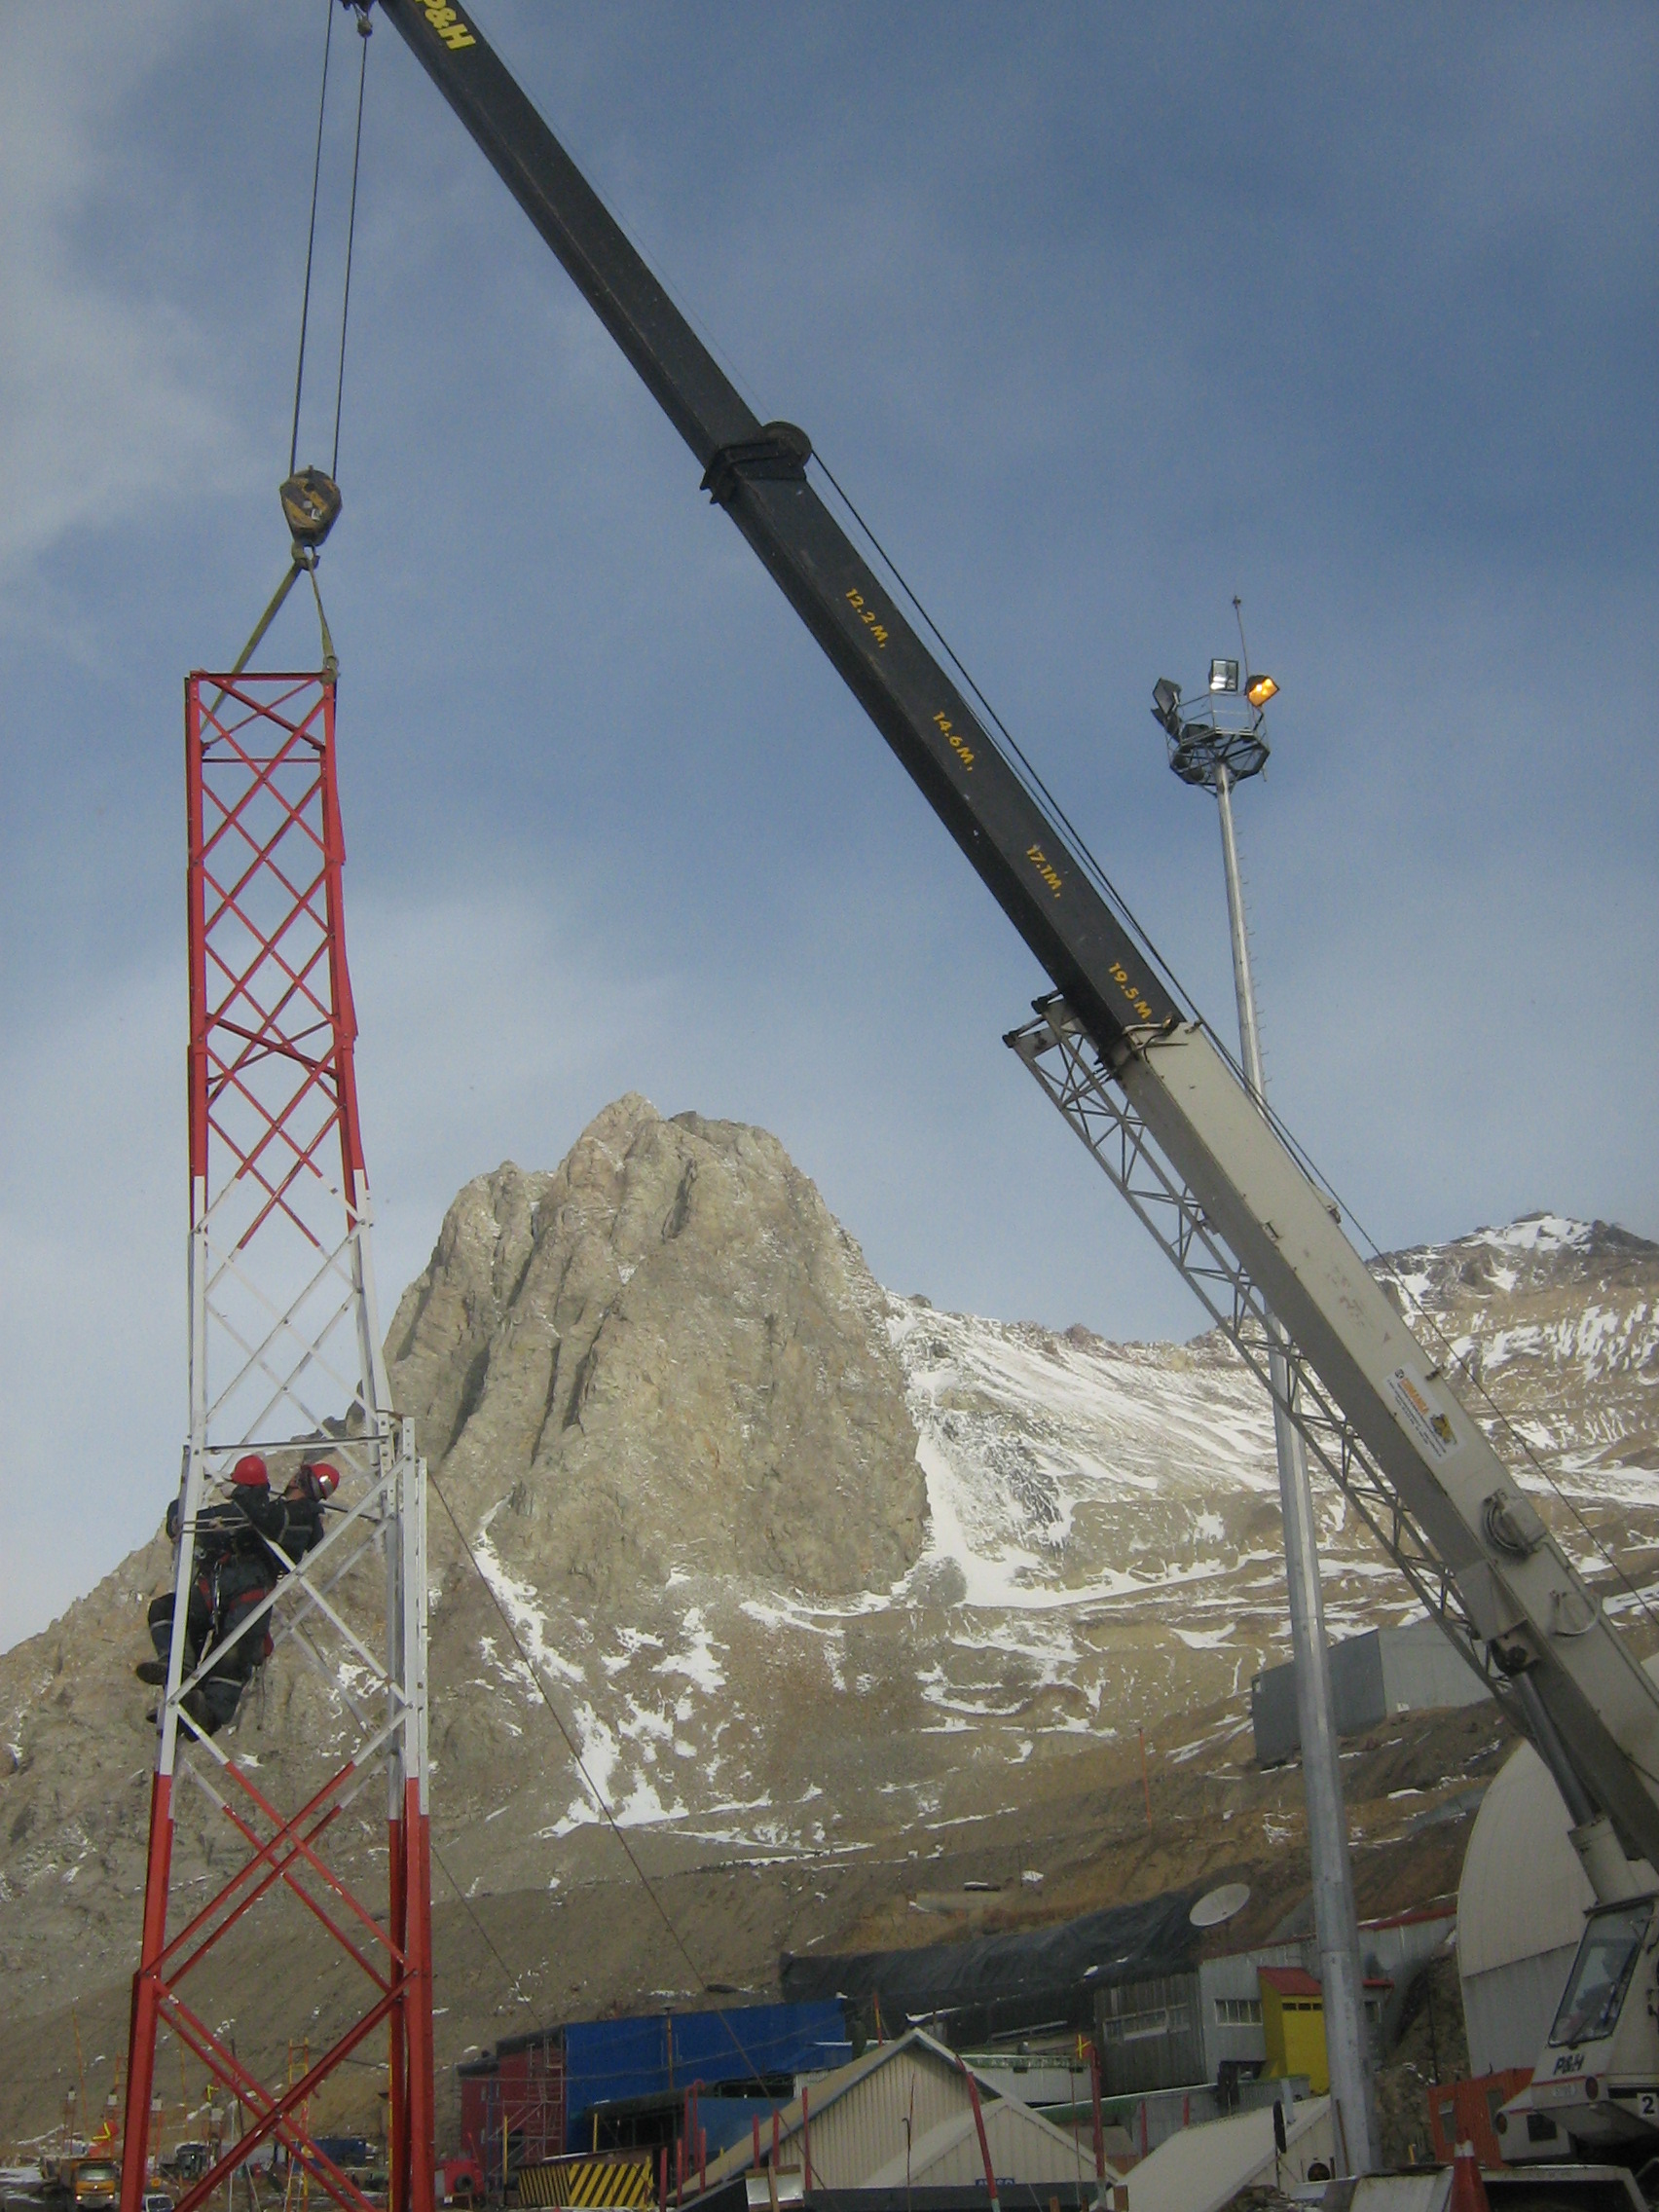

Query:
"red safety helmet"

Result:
[[230, 1454, 269, 1488], [305, 1460, 340, 1498]]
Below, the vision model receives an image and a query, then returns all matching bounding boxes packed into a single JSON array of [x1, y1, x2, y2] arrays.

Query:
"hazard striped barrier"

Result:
[[515, 2155, 656, 2209]]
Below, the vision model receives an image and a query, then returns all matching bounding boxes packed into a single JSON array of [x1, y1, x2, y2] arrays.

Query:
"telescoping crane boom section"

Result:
[[376, 0, 1659, 1889]]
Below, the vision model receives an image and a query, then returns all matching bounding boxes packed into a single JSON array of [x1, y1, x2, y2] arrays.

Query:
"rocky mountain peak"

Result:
[[390, 1093, 926, 1605], [3, 1102, 1656, 2146], [1377, 1210, 1659, 1305], [1371, 1212, 1659, 1469]]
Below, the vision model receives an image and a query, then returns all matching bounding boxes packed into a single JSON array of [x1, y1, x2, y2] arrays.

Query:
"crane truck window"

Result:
[[1548, 1900, 1653, 2047]]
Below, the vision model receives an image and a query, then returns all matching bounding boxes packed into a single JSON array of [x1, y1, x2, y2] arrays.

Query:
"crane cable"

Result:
[[287, 0, 337, 484], [225, 1, 371, 684], [291, 0, 370, 487]]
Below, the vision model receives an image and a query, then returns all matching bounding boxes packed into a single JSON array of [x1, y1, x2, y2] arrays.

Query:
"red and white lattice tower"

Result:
[[120, 667, 433, 2212]]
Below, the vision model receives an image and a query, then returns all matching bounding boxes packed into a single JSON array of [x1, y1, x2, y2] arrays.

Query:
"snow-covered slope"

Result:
[[1, 1084, 1655, 2065], [419, 1175, 1659, 1876], [892, 1305, 1284, 1742], [893, 1211, 1659, 1756], [1373, 1214, 1659, 1620]]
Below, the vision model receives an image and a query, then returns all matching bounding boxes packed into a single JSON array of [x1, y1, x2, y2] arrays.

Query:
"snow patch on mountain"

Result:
[[473, 1507, 587, 1687]]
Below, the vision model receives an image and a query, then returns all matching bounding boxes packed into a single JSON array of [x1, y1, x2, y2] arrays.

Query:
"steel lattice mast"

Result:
[[120, 667, 433, 2212]]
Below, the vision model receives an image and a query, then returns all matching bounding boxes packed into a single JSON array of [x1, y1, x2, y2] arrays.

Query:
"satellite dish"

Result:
[[1190, 1882, 1251, 1930]]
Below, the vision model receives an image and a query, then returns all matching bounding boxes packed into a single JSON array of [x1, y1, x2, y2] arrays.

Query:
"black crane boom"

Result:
[[377, 0, 1184, 1058], [373, 0, 1659, 1904]]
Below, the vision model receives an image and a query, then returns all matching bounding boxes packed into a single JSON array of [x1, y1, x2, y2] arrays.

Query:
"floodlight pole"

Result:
[[1164, 685, 1376, 2174]]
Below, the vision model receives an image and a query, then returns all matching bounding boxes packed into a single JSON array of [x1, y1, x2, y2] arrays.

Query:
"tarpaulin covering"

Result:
[[780, 1891, 1206, 2046]]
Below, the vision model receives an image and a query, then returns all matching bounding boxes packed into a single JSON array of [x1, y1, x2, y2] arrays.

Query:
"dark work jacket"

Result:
[[186, 1489, 288, 1610], [196, 1486, 286, 1552], [279, 1497, 327, 1564]]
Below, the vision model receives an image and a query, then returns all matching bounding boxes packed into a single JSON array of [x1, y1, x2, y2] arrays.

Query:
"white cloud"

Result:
[[0, 10, 249, 586]]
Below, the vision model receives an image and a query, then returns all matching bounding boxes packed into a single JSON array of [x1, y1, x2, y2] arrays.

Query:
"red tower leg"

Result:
[[121, 669, 432, 2212]]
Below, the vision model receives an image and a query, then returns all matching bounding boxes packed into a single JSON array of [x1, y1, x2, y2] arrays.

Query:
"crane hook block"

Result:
[[700, 422, 812, 508], [280, 467, 344, 551]]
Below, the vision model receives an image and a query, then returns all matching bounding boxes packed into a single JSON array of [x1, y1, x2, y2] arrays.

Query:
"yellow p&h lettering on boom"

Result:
[[424, 5, 477, 50]]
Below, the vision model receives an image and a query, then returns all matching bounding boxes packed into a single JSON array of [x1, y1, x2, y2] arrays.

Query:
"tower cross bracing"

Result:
[[121, 670, 433, 2212]]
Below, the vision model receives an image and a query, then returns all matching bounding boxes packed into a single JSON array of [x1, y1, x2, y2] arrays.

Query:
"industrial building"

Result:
[[1094, 1918, 1444, 2104], [781, 1889, 1206, 2051], [454, 1888, 1457, 2195], [1093, 1970, 1205, 2099], [783, 1891, 1452, 2105], [692, 2030, 1091, 2196], [1250, 1620, 1490, 1768], [458, 2002, 849, 2182]]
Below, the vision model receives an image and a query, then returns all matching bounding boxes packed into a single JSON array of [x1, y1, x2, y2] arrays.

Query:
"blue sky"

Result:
[[2, 3, 1654, 1649]]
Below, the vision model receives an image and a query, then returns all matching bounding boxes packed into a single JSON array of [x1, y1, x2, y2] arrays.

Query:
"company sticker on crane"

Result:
[[418, 4, 477, 51], [1386, 1366, 1459, 1462]]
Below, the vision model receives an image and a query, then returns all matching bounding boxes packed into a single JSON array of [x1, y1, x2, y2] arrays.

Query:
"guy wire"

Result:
[[428, 1835, 532, 2009], [428, 1471, 774, 2092], [810, 450, 1194, 1021]]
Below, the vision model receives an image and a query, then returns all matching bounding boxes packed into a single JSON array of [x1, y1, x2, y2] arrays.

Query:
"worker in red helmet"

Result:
[[279, 1459, 339, 1563], [137, 1454, 298, 1735]]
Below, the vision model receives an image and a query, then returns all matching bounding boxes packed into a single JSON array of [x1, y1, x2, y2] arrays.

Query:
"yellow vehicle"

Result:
[[71, 2161, 120, 2207]]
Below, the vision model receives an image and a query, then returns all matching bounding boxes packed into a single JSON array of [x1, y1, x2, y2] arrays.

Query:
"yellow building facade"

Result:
[[1259, 1967, 1329, 2095]]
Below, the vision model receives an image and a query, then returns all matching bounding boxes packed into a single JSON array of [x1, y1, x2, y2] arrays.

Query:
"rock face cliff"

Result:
[[391, 1095, 936, 1875], [1, 1094, 1655, 2148], [391, 1094, 925, 1603]]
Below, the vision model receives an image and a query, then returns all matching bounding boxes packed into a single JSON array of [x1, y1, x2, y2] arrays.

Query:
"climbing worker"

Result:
[[136, 1455, 291, 1736], [279, 1458, 339, 1563]]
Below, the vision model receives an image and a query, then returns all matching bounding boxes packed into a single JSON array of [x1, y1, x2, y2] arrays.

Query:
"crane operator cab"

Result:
[[1530, 1896, 1659, 2153]]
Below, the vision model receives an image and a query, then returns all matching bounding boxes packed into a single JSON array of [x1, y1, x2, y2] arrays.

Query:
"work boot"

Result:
[[134, 1659, 168, 1685], [180, 1686, 219, 1737]]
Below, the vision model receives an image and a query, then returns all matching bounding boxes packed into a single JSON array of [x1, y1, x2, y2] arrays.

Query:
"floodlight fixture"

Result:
[[1152, 677, 1183, 739], [1153, 670, 1270, 790], [1245, 672, 1279, 711], [1209, 657, 1239, 694]]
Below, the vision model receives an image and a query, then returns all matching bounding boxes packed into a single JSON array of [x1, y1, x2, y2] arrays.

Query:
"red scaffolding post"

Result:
[[120, 669, 432, 2212]]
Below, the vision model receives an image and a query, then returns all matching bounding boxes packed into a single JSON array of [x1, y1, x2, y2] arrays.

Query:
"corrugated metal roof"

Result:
[[1259, 1967, 1320, 1997], [693, 2031, 1087, 2196], [1124, 2096, 1332, 2212], [861, 2096, 1086, 2191]]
